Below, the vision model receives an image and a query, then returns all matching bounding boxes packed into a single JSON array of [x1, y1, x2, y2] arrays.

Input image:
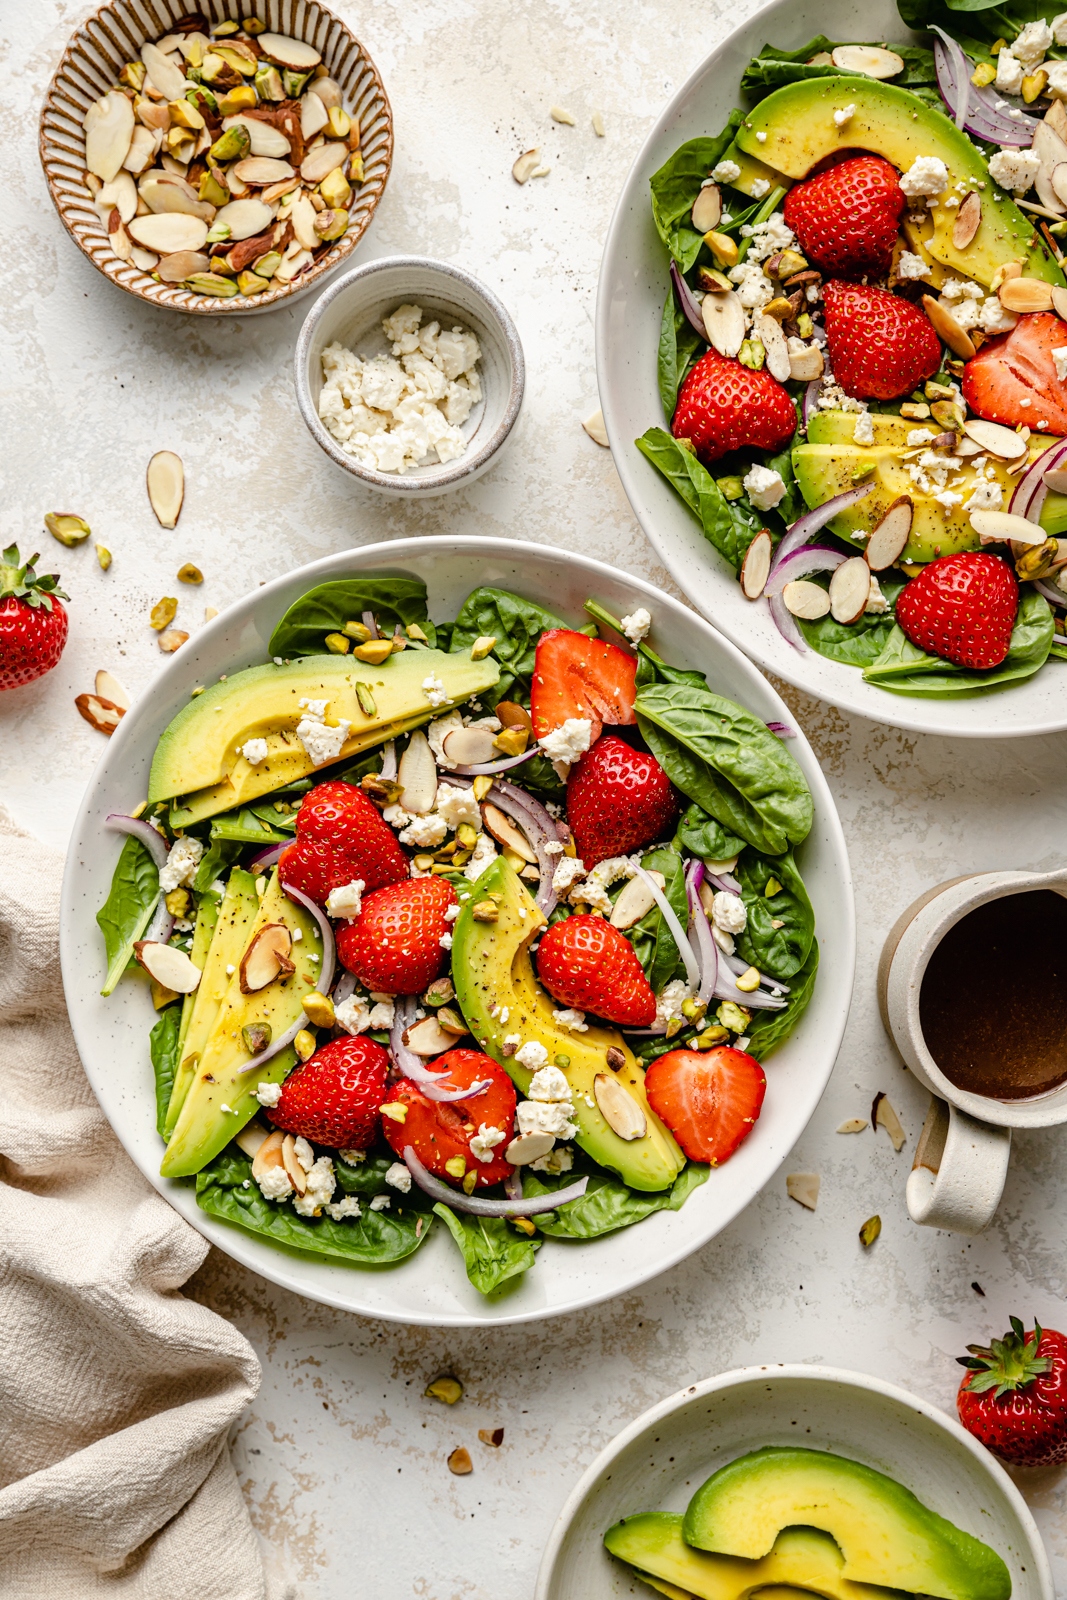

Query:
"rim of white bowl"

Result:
[[294, 256, 525, 492]]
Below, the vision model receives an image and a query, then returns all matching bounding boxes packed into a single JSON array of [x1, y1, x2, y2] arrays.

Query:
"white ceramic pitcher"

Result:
[[878, 868, 1067, 1235]]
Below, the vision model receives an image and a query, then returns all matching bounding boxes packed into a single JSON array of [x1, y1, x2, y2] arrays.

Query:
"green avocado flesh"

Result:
[[160, 870, 322, 1177], [735, 76, 1062, 288], [682, 1447, 1011, 1600], [150, 648, 500, 822], [604, 1516, 909, 1600], [451, 857, 685, 1192], [795, 412, 1065, 562]]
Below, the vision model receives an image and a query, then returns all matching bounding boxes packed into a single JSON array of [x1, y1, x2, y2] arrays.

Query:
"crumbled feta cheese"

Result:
[[899, 155, 948, 200], [544, 839, 565, 856], [934, 488, 964, 509], [383, 803, 414, 829], [995, 47, 1025, 94], [1012, 19, 1051, 69], [728, 259, 775, 311], [515, 1040, 549, 1071], [530, 1145, 574, 1175], [293, 1155, 336, 1216], [864, 574, 888, 615], [399, 812, 449, 848], [254, 1081, 283, 1107], [620, 607, 652, 644], [325, 1195, 362, 1221], [711, 890, 747, 934], [964, 478, 1004, 513], [296, 701, 350, 767], [750, 177, 770, 198], [292, 1136, 314, 1173], [656, 978, 693, 1026], [326, 879, 364, 920], [818, 378, 866, 413], [743, 463, 786, 511], [517, 1098, 577, 1138], [896, 250, 929, 281], [528, 1064, 572, 1102], [241, 737, 268, 765], [385, 1161, 412, 1192], [552, 1008, 589, 1032], [853, 412, 875, 446], [463, 830, 498, 881], [833, 104, 855, 127], [334, 995, 372, 1035], [368, 1194, 390, 1211], [470, 1123, 507, 1162], [907, 428, 936, 447], [943, 295, 981, 330], [257, 1166, 293, 1201], [739, 212, 794, 262], [539, 717, 593, 767], [435, 782, 482, 831], [427, 710, 464, 763], [577, 854, 639, 913], [159, 835, 204, 892], [368, 1000, 395, 1028], [552, 855, 588, 896], [710, 158, 741, 183], [988, 148, 1042, 195], [439, 931, 453, 951], [422, 674, 448, 708], [444, 903, 461, 921], [1054, 346, 1067, 381]]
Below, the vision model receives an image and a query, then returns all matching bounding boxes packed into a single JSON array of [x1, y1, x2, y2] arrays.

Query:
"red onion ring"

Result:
[[1011, 437, 1067, 524], [704, 871, 742, 895], [444, 746, 539, 777], [283, 881, 336, 995], [685, 860, 717, 1006], [332, 970, 357, 1005], [389, 995, 491, 1102], [768, 590, 809, 654], [249, 842, 285, 871], [403, 1145, 589, 1217], [105, 813, 173, 943], [931, 28, 1037, 145], [362, 609, 379, 639], [765, 720, 795, 739], [633, 863, 700, 988], [770, 484, 874, 576], [504, 1168, 524, 1200], [1032, 578, 1067, 608], [671, 258, 707, 340], [492, 780, 570, 915]]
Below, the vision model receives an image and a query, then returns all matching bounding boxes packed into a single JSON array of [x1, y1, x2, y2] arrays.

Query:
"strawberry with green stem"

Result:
[[0, 545, 69, 690], [957, 1316, 1067, 1466]]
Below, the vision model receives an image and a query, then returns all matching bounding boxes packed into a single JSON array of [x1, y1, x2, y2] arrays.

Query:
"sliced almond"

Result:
[[131, 246, 159, 271], [952, 191, 982, 250], [239, 923, 295, 993], [1043, 465, 1067, 493], [224, 114, 291, 159], [1052, 164, 1067, 210], [299, 142, 348, 184], [921, 294, 975, 360], [396, 730, 438, 814], [582, 408, 609, 446], [156, 250, 210, 283], [233, 156, 295, 186], [251, 1128, 286, 1182], [1033, 121, 1067, 215], [829, 556, 873, 624], [999, 276, 1055, 313], [788, 343, 824, 382], [235, 1120, 269, 1158], [963, 418, 1028, 459], [504, 1131, 555, 1165], [281, 1133, 308, 1194], [84, 91, 135, 182], [970, 509, 1046, 546], [128, 212, 208, 253], [739, 527, 773, 598], [702, 288, 745, 358], [865, 497, 913, 570], [837, 1118, 867, 1134], [137, 175, 214, 221], [313, 77, 343, 111], [482, 802, 537, 862], [443, 726, 498, 767], [783, 579, 831, 619], [691, 183, 721, 233], [830, 44, 903, 79], [403, 1015, 461, 1056], [258, 32, 322, 69], [593, 1073, 646, 1141], [290, 191, 320, 250], [754, 313, 791, 383], [214, 197, 273, 240], [141, 40, 188, 101], [134, 940, 202, 993], [1053, 285, 1067, 324], [95, 668, 130, 710], [147, 450, 184, 529], [75, 692, 123, 734], [301, 91, 329, 140], [513, 148, 540, 184], [786, 1171, 820, 1210], [873, 1091, 907, 1152], [609, 870, 665, 930], [99, 172, 138, 222], [1047, 99, 1067, 139], [109, 211, 133, 261]]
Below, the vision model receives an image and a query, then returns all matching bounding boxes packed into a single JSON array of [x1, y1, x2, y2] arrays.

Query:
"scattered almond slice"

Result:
[[442, 725, 497, 766], [865, 497, 913, 570], [962, 418, 1027, 460], [582, 408, 609, 446], [75, 692, 123, 735], [970, 509, 1046, 546], [592, 112, 605, 137], [837, 1118, 867, 1134], [258, 32, 322, 69], [447, 1447, 473, 1475], [999, 276, 1055, 313], [609, 870, 665, 930], [829, 556, 872, 624], [921, 294, 975, 360], [95, 667, 130, 710], [128, 212, 209, 254], [830, 44, 904, 78], [739, 528, 773, 599], [239, 923, 295, 993], [404, 1015, 462, 1055], [783, 579, 831, 619], [251, 1128, 286, 1183], [513, 148, 541, 184], [952, 191, 982, 250], [702, 287, 745, 358], [593, 1073, 647, 1140], [158, 629, 189, 653], [550, 105, 576, 124], [84, 91, 135, 183], [788, 343, 824, 382], [235, 1120, 269, 1159], [872, 1091, 906, 1152], [281, 1133, 308, 1194], [147, 450, 184, 529], [530, 165, 551, 179], [482, 802, 537, 862], [692, 183, 722, 233], [786, 1172, 820, 1210], [134, 940, 202, 993]]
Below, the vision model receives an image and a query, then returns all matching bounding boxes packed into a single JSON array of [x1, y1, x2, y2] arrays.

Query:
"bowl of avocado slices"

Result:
[[537, 1364, 1052, 1599], [597, 0, 1067, 737], [59, 537, 854, 1327]]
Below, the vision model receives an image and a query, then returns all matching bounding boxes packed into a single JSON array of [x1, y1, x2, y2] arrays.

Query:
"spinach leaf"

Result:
[[432, 1204, 537, 1295], [449, 587, 570, 707], [634, 639, 708, 691], [745, 938, 819, 1062], [863, 590, 1053, 696], [635, 429, 763, 571], [150, 1005, 182, 1139], [196, 1147, 434, 1264], [192, 838, 239, 894], [734, 848, 814, 980], [268, 577, 435, 658], [798, 577, 905, 666], [659, 291, 705, 420], [676, 800, 747, 864], [334, 1153, 400, 1196], [741, 36, 935, 99], [762, 431, 804, 528], [97, 833, 161, 996], [210, 807, 291, 844], [635, 680, 814, 854], [522, 1158, 709, 1237], [896, 0, 1023, 59], [625, 843, 689, 993], [1050, 638, 1067, 661], [649, 116, 743, 270]]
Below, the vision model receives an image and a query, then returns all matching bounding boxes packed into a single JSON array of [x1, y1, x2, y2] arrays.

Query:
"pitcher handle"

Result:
[[906, 1096, 1012, 1236]]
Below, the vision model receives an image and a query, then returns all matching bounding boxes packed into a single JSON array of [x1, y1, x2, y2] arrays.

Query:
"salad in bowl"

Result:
[[89, 571, 821, 1302], [621, 0, 1067, 711]]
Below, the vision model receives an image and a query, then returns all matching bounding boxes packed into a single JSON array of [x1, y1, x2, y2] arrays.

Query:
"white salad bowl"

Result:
[[60, 538, 853, 1327], [596, 0, 1067, 739], [536, 1364, 1053, 1600]]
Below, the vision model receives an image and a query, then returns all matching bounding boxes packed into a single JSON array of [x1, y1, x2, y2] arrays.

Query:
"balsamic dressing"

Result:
[[919, 890, 1067, 1100]]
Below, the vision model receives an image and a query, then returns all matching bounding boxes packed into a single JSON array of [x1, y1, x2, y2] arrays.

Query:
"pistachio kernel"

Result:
[[177, 563, 203, 584], [324, 631, 350, 654], [96, 543, 112, 571], [302, 990, 335, 1028], [355, 681, 377, 716], [45, 513, 91, 547], [294, 1028, 317, 1062], [150, 596, 178, 631], [342, 619, 372, 642], [241, 1021, 273, 1055], [859, 1214, 882, 1249]]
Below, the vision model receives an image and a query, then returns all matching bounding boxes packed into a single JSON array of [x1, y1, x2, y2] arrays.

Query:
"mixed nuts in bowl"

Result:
[[40, 0, 392, 315]]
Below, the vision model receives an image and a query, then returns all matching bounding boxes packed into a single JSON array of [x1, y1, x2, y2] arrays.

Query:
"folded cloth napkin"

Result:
[[0, 809, 267, 1599]]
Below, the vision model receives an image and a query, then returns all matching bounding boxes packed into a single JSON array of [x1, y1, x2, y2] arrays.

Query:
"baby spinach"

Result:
[[268, 576, 436, 658], [625, 843, 690, 993], [150, 1005, 182, 1138], [522, 1158, 709, 1238], [97, 833, 161, 996], [863, 590, 1053, 696], [741, 36, 935, 99], [798, 577, 905, 666], [659, 292, 705, 419], [649, 115, 744, 271], [635, 680, 814, 855], [449, 586, 571, 707], [432, 1205, 538, 1295], [675, 800, 747, 864], [210, 807, 291, 844], [734, 847, 814, 980], [196, 1148, 434, 1265], [1050, 638, 1067, 661], [192, 839, 239, 894], [334, 1153, 400, 1196], [745, 938, 819, 1062], [635, 429, 763, 571]]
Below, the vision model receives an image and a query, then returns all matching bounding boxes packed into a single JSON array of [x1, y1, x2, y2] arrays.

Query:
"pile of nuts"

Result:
[[82, 13, 364, 299]]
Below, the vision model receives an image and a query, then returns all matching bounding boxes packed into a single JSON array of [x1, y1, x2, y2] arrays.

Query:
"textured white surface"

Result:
[[4, 2, 1067, 1598]]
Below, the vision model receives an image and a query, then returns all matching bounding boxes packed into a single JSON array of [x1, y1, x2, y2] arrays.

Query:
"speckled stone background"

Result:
[[5, 2, 1067, 1596]]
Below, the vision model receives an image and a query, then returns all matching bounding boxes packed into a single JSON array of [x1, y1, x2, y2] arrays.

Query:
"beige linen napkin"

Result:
[[0, 809, 267, 1599]]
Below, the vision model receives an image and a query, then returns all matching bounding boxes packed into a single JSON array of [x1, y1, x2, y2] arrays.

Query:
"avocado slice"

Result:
[[160, 870, 323, 1177], [682, 1447, 1011, 1600], [150, 647, 500, 822], [452, 857, 685, 1192], [604, 1515, 909, 1600], [164, 869, 259, 1139], [793, 413, 1061, 562], [736, 77, 1063, 288]]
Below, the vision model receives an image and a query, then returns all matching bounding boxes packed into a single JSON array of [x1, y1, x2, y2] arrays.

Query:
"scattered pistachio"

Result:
[[469, 635, 497, 660], [764, 876, 783, 897], [150, 596, 178, 630], [406, 622, 429, 643], [872, 1091, 906, 1152], [352, 639, 394, 665], [717, 475, 744, 501], [493, 726, 529, 757], [447, 1447, 473, 1475], [325, 631, 350, 654], [45, 513, 91, 547], [837, 1118, 867, 1134], [343, 619, 372, 642], [294, 1028, 317, 1062], [859, 1214, 882, 1249], [786, 1172, 820, 1210], [177, 562, 203, 584], [734, 966, 762, 993], [355, 681, 377, 716], [96, 543, 112, 571], [605, 1045, 627, 1071], [242, 1021, 273, 1055], [695, 1025, 730, 1049], [301, 990, 335, 1027], [471, 900, 500, 923], [716, 1000, 752, 1032], [158, 628, 189, 652], [471, 774, 493, 801], [444, 1154, 467, 1179], [478, 1428, 504, 1447], [165, 887, 190, 917], [423, 976, 455, 1007], [379, 1101, 407, 1123]]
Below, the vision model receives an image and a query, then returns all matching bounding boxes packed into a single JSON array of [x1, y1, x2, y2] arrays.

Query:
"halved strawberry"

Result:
[[644, 1047, 766, 1165], [530, 628, 637, 742], [962, 313, 1067, 434], [380, 1049, 516, 1188]]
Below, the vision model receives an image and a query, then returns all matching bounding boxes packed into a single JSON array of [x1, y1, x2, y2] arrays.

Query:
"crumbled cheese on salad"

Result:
[[293, 1156, 336, 1217], [159, 835, 204, 892], [539, 717, 592, 767], [335, 995, 373, 1035], [254, 1082, 283, 1107], [964, 479, 1004, 512], [436, 782, 482, 831], [1046, 59, 1067, 98], [552, 855, 587, 896], [620, 607, 652, 643], [241, 738, 268, 765], [710, 158, 741, 183], [995, 48, 1025, 94], [728, 260, 775, 311], [469, 1123, 507, 1162], [463, 831, 498, 880], [530, 1145, 574, 1174], [899, 155, 948, 201], [257, 1167, 292, 1201], [422, 674, 448, 708], [853, 412, 875, 446], [750, 177, 770, 198], [979, 297, 1017, 333], [865, 575, 889, 615], [987, 148, 1041, 195], [552, 1008, 588, 1032], [656, 979, 692, 1026], [385, 1162, 412, 1192], [326, 1195, 362, 1220], [515, 1040, 549, 1071], [739, 212, 794, 261], [399, 812, 448, 848], [326, 880, 364, 920], [743, 463, 786, 511], [711, 891, 747, 935], [896, 251, 929, 281], [1012, 19, 1051, 68], [296, 699, 350, 767], [833, 104, 855, 127], [1054, 347, 1067, 381]]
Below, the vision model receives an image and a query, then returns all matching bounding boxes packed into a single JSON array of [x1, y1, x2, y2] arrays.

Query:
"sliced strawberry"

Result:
[[962, 313, 1067, 434], [535, 913, 657, 1026], [266, 1034, 389, 1149], [644, 1047, 766, 1165], [530, 628, 637, 743], [566, 735, 678, 867], [336, 876, 456, 995], [380, 1049, 516, 1188]]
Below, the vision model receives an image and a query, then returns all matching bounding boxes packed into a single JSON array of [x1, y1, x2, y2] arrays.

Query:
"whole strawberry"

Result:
[[567, 735, 678, 867], [823, 280, 941, 400], [672, 347, 796, 464], [536, 913, 657, 1026], [266, 1034, 389, 1149], [958, 1317, 1067, 1466], [784, 155, 905, 278], [0, 545, 69, 690], [280, 780, 408, 904], [896, 552, 1017, 670], [336, 876, 456, 994]]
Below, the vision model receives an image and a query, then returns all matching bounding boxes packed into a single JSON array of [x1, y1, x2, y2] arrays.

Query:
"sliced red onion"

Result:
[[671, 258, 707, 340], [633, 863, 700, 988], [1032, 578, 1067, 608], [802, 379, 821, 431], [705, 871, 742, 895], [283, 881, 336, 995], [493, 780, 569, 915], [106, 812, 169, 869], [444, 746, 539, 777], [235, 1015, 305, 1075], [766, 545, 846, 598], [712, 953, 786, 1010], [768, 590, 809, 654], [404, 1145, 589, 1217], [685, 860, 717, 1006], [765, 720, 796, 739], [770, 484, 874, 576], [332, 970, 357, 1005], [931, 28, 1037, 145], [1011, 437, 1067, 524], [971, 78, 1039, 146], [930, 26, 967, 132], [250, 841, 285, 871], [380, 739, 397, 782], [505, 1168, 524, 1200], [389, 995, 490, 1102], [362, 609, 379, 639]]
